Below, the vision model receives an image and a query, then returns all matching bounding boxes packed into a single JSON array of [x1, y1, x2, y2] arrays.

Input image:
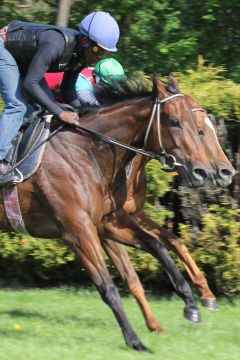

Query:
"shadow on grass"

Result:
[[0, 308, 114, 327]]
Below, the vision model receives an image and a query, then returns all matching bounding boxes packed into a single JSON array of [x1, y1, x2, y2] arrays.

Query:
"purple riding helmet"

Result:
[[79, 11, 120, 52]]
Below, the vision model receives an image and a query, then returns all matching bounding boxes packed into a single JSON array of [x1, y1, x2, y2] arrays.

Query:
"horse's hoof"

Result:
[[150, 326, 166, 333], [201, 298, 219, 311], [127, 337, 151, 352], [148, 321, 165, 333], [131, 341, 152, 352], [184, 307, 202, 323]]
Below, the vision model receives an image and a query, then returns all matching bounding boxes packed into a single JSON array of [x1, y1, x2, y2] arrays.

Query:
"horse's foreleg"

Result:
[[62, 220, 149, 351], [102, 239, 164, 332], [103, 210, 201, 323], [136, 211, 217, 310]]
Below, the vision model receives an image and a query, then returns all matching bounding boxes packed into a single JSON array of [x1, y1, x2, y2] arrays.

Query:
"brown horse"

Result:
[[96, 78, 235, 332], [0, 75, 235, 350]]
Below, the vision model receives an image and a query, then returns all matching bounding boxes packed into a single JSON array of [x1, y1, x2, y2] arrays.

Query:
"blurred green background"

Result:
[[0, 0, 239, 298]]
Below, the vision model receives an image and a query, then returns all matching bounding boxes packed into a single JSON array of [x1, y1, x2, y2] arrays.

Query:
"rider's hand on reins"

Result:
[[58, 111, 79, 124]]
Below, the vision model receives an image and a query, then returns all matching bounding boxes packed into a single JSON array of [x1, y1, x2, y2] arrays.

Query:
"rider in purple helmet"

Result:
[[79, 11, 119, 52], [0, 11, 120, 186]]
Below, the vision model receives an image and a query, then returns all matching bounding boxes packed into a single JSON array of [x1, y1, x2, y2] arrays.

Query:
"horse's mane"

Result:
[[77, 76, 152, 116], [77, 75, 178, 116], [93, 76, 152, 106]]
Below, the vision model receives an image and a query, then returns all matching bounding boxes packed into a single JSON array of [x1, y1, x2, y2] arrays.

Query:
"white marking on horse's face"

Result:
[[204, 116, 217, 139]]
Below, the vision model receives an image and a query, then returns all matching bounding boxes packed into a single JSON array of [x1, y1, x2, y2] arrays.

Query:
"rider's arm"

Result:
[[22, 31, 67, 116], [61, 70, 82, 109]]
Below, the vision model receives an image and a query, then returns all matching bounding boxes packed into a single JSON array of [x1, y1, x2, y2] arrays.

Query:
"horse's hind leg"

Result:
[[102, 238, 164, 332], [103, 209, 201, 323], [136, 211, 218, 310], [62, 220, 149, 351]]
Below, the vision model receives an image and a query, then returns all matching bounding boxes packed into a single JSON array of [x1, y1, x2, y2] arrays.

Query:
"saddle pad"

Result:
[[0, 162, 28, 234], [0, 115, 52, 234], [18, 115, 52, 181], [2, 186, 29, 234]]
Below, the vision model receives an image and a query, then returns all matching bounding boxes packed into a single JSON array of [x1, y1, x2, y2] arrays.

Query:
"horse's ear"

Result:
[[152, 72, 159, 97], [166, 73, 181, 94]]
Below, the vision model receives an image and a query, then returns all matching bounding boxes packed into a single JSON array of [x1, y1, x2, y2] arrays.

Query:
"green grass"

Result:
[[0, 287, 239, 360]]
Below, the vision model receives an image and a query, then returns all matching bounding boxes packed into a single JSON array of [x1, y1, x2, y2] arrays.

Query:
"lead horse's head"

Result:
[[148, 74, 235, 187]]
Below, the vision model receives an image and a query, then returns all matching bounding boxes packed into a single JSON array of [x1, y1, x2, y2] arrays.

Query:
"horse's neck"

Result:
[[87, 98, 151, 145], [91, 99, 151, 176]]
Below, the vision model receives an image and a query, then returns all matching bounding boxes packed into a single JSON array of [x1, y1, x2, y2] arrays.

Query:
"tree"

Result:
[[56, 0, 72, 26]]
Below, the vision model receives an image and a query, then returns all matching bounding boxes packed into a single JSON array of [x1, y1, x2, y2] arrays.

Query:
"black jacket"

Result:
[[5, 21, 82, 115], [6, 20, 79, 72]]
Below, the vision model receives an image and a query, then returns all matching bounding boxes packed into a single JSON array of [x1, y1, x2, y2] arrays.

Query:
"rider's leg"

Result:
[[0, 39, 27, 185]]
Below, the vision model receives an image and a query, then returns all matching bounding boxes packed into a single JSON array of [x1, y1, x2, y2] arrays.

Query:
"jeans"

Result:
[[0, 37, 27, 160]]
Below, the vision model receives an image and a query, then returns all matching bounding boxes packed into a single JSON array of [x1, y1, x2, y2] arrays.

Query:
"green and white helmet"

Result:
[[93, 58, 125, 83]]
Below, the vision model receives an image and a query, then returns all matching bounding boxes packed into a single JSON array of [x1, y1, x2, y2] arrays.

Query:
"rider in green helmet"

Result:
[[93, 57, 125, 83], [76, 57, 125, 105]]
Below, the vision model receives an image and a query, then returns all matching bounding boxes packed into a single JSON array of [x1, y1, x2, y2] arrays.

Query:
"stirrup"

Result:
[[14, 168, 24, 183], [0, 168, 24, 187]]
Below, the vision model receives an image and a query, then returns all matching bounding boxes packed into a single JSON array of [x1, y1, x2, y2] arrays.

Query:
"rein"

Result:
[[6, 95, 206, 175], [74, 93, 188, 169], [74, 124, 164, 162]]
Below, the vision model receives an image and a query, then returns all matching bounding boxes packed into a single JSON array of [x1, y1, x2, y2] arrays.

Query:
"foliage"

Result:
[[175, 56, 240, 118], [0, 232, 74, 266], [143, 160, 175, 225], [1, 0, 240, 80], [70, 0, 240, 81], [179, 204, 240, 297], [186, 0, 240, 82], [0, 232, 80, 283], [0, 0, 58, 25], [69, 0, 199, 76]]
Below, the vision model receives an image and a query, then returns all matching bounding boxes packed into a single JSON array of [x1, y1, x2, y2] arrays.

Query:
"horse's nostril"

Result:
[[219, 167, 236, 178], [193, 168, 208, 180], [221, 169, 231, 176]]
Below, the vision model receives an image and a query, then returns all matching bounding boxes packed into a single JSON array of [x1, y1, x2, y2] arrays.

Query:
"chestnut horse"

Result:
[[0, 75, 235, 351], [99, 91, 235, 332]]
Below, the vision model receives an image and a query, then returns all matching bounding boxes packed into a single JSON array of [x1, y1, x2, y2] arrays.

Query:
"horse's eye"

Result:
[[198, 128, 205, 136], [169, 118, 180, 127]]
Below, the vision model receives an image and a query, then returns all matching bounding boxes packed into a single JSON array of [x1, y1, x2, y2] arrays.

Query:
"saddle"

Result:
[[0, 109, 53, 234], [0, 104, 73, 234], [4, 109, 52, 181], [4, 102, 76, 179]]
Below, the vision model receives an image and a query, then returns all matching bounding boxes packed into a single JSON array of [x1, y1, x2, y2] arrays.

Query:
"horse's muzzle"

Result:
[[178, 162, 236, 188]]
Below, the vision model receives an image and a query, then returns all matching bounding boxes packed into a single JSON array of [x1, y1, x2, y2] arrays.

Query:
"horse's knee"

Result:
[[98, 282, 121, 305]]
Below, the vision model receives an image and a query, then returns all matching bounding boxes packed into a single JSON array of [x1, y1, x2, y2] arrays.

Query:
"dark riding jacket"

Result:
[[5, 21, 83, 115], [6, 21, 79, 72]]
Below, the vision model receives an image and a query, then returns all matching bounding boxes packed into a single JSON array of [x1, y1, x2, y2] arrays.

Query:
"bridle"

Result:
[[144, 93, 184, 169], [143, 96, 207, 169], [72, 93, 192, 170]]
